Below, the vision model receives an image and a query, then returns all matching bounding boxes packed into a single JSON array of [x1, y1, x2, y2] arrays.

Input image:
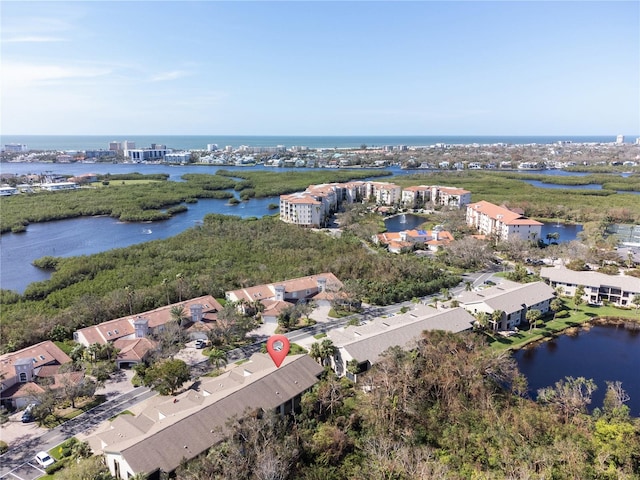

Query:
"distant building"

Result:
[[126, 146, 172, 162], [40, 182, 78, 191], [466, 200, 543, 241], [616, 134, 625, 144], [109, 140, 135, 151], [163, 152, 192, 163], [3, 144, 28, 153]]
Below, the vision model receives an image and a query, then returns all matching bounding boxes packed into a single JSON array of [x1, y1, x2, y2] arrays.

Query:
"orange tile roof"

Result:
[[0, 340, 71, 381], [467, 200, 542, 226]]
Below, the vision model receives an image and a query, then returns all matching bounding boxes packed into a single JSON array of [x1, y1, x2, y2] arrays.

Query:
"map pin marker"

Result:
[[266, 334, 290, 368]]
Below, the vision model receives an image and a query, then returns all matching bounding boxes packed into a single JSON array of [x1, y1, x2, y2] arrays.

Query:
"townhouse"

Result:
[[540, 266, 640, 307], [466, 200, 543, 241], [374, 228, 454, 253], [86, 354, 323, 479], [74, 295, 223, 368], [226, 273, 343, 324], [0, 341, 72, 409], [327, 306, 475, 380], [457, 280, 556, 331]]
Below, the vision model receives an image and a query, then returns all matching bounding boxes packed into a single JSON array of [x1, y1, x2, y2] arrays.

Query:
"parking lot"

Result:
[[0, 461, 47, 480]]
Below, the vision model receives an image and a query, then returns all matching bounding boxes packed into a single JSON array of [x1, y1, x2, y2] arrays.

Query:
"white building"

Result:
[[126, 146, 172, 162], [466, 200, 543, 241], [540, 266, 640, 307], [3, 144, 28, 152], [458, 280, 556, 330], [163, 152, 192, 163], [40, 182, 78, 191]]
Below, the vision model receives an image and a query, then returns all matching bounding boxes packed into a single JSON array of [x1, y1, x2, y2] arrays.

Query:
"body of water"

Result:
[[540, 222, 583, 243], [523, 179, 603, 190], [514, 324, 640, 417], [0, 195, 278, 293], [384, 213, 428, 232], [0, 135, 627, 151]]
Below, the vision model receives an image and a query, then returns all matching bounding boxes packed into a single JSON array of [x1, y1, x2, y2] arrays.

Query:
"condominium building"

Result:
[[466, 200, 542, 241]]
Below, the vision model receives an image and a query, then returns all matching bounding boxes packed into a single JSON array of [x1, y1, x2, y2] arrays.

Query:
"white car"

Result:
[[35, 451, 55, 468]]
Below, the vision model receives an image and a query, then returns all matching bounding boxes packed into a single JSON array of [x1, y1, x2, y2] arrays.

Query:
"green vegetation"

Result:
[[1, 214, 459, 352], [177, 330, 640, 479], [391, 171, 640, 224], [484, 300, 640, 352], [0, 169, 389, 233]]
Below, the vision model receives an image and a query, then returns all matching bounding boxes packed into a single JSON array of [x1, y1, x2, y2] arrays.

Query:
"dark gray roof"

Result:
[[105, 354, 323, 475]]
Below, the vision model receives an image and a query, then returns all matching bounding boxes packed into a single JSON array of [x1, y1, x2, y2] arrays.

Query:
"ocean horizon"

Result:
[[1, 134, 636, 152]]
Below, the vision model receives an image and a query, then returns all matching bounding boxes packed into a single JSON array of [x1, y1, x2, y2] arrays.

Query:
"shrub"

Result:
[[0, 440, 8, 454], [555, 310, 570, 318]]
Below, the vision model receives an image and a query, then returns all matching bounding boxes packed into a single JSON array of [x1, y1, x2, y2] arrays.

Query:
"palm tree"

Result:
[[550, 298, 563, 320], [161, 278, 171, 305], [170, 305, 190, 328], [309, 342, 322, 364], [633, 294, 640, 315], [526, 309, 542, 330], [319, 339, 336, 367], [464, 281, 473, 292], [491, 310, 504, 331], [207, 348, 228, 370]]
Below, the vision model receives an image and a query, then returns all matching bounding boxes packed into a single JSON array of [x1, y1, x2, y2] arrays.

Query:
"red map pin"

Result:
[[266, 335, 290, 368]]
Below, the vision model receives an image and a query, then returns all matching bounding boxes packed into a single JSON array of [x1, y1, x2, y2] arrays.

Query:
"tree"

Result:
[[490, 310, 504, 330], [546, 232, 560, 245], [633, 294, 640, 315], [550, 298, 563, 320], [464, 281, 473, 292], [526, 309, 542, 330], [141, 358, 190, 395], [60, 373, 97, 408], [309, 342, 323, 364], [319, 339, 336, 367], [170, 305, 190, 328], [537, 376, 597, 423], [573, 285, 586, 311], [207, 348, 228, 370]]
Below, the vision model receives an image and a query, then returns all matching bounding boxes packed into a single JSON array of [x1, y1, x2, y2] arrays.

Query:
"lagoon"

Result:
[[513, 324, 640, 417]]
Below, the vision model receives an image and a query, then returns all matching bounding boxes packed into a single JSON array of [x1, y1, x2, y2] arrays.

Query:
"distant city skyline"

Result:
[[1, 1, 638, 136]]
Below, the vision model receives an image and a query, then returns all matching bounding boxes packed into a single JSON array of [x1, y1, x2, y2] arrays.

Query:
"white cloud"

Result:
[[3, 36, 67, 43], [149, 70, 191, 82], [2, 63, 111, 88]]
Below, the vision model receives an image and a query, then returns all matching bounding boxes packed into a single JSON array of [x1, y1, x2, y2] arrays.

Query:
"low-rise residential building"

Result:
[[540, 266, 640, 307], [466, 200, 543, 241], [74, 295, 223, 368], [87, 354, 323, 479], [0, 341, 72, 409], [327, 306, 475, 380], [40, 182, 78, 191], [226, 273, 343, 324], [374, 228, 454, 253], [126, 146, 172, 162], [457, 280, 556, 330]]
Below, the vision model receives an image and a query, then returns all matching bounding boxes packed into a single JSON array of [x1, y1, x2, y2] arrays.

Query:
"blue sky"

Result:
[[1, 1, 638, 135]]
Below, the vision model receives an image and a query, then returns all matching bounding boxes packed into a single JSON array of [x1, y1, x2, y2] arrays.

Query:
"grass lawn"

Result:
[[486, 301, 640, 353]]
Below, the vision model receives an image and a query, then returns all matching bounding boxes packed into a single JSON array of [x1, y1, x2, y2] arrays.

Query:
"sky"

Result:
[[1, 1, 639, 136]]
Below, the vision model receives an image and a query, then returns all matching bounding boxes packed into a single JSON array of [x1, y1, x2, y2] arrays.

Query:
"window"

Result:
[[19, 372, 27, 382]]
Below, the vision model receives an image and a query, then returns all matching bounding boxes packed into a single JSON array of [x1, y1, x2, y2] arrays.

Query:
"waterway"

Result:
[[0, 196, 278, 293], [514, 324, 640, 417]]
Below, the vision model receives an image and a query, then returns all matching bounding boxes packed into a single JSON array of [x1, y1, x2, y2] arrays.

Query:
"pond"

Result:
[[384, 213, 428, 232], [513, 324, 640, 417], [540, 222, 583, 244]]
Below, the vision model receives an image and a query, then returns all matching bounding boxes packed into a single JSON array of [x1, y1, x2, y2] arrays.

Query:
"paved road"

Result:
[[0, 269, 498, 478], [0, 387, 155, 478]]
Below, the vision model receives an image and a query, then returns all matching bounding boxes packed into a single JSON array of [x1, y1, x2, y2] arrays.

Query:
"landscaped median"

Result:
[[485, 300, 640, 353]]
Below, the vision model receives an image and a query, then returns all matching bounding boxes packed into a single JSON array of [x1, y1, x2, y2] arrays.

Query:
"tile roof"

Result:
[[227, 273, 342, 304], [76, 295, 223, 345], [0, 340, 71, 382], [467, 200, 543, 226]]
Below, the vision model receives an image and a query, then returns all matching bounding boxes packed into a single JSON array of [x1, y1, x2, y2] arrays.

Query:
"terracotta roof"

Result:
[[76, 295, 223, 345], [114, 338, 156, 363], [467, 200, 542, 226], [227, 273, 343, 304], [0, 340, 71, 382]]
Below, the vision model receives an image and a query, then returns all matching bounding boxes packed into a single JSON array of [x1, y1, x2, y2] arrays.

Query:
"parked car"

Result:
[[35, 451, 55, 468], [21, 403, 36, 423], [21, 410, 34, 423], [195, 339, 207, 349]]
